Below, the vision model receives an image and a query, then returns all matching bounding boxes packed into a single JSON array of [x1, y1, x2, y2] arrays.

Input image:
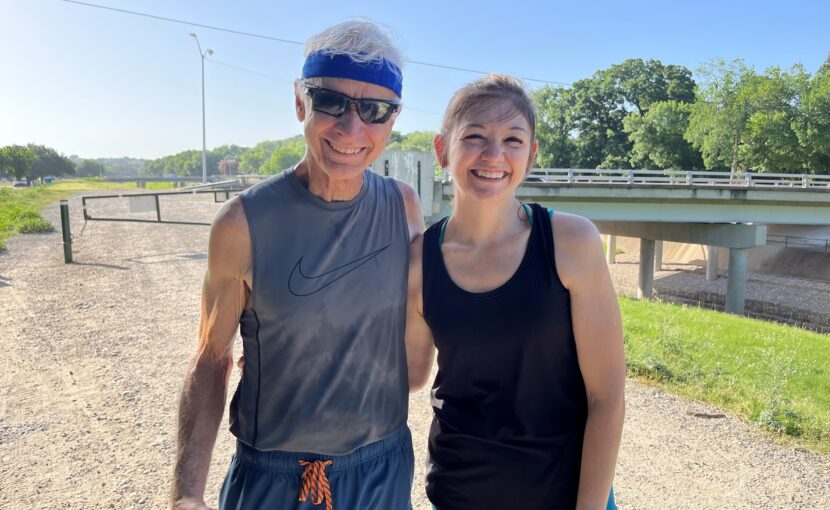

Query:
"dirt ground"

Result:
[[0, 192, 828, 509]]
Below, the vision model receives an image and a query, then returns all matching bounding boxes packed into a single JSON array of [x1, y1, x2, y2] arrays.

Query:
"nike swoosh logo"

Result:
[[288, 244, 390, 297]]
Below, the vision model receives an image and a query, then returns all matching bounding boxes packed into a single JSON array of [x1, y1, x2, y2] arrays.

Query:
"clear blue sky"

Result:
[[1, 0, 828, 159]]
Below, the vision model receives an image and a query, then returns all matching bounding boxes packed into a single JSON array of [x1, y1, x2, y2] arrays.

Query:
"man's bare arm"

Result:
[[171, 198, 252, 510]]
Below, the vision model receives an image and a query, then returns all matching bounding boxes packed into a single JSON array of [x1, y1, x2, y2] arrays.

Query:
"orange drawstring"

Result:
[[298, 459, 334, 510]]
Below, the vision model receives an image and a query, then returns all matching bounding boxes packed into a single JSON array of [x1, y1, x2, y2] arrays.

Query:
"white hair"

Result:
[[304, 19, 405, 71]]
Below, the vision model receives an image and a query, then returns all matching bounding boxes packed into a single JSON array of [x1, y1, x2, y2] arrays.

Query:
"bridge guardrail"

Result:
[[528, 169, 830, 190]]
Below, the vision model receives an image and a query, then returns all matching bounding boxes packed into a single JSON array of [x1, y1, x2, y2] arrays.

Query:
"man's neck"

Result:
[[294, 160, 364, 202]]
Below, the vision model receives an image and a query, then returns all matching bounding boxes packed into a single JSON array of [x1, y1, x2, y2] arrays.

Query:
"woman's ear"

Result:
[[434, 133, 449, 169], [526, 139, 539, 174]]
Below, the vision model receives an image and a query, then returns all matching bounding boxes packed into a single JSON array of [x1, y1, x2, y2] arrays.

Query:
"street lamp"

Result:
[[190, 33, 213, 184]]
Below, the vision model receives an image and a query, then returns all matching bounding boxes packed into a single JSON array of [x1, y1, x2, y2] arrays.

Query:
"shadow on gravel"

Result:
[[70, 261, 130, 271], [127, 252, 207, 265], [0, 275, 11, 287]]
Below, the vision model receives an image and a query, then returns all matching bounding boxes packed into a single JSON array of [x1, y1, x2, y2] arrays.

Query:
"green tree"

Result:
[[687, 60, 818, 173], [238, 138, 303, 174], [741, 66, 805, 173], [76, 159, 105, 177], [260, 138, 306, 174], [603, 59, 695, 116], [624, 101, 703, 169], [27, 145, 75, 182], [533, 86, 576, 168], [686, 59, 756, 171], [386, 130, 435, 153], [141, 149, 226, 177], [816, 52, 830, 78], [0, 145, 35, 180], [388, 131, 404, 145], [211, 144, 246, 161], [794, 61, 830, 173], [566, 59, 696, 168]]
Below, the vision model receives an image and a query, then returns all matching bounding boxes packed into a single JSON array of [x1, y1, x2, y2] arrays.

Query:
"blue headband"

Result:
[[301, 51, 403, 97]]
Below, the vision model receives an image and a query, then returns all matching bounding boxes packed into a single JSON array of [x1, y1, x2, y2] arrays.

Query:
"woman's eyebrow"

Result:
[[461, 123, 529, 132]]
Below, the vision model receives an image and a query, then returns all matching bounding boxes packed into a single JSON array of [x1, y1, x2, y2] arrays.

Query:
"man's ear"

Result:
[[294, 81, 306, 122], [433, 133, 449, 169]]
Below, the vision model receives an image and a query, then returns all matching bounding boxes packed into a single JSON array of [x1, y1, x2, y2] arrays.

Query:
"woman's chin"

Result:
[[457, 187, 515, 204]]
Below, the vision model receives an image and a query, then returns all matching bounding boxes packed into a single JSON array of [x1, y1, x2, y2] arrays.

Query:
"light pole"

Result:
[[190, 33, 213, 184]]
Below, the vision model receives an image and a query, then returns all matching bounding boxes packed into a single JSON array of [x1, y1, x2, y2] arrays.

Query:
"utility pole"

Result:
[[189, 33, 213, 184]]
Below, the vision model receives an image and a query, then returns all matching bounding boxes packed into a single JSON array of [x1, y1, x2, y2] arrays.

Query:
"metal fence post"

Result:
[[60, 200, 73, 263]]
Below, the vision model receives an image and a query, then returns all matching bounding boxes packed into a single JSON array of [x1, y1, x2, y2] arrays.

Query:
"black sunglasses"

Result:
[[303, 85, 401, 124]]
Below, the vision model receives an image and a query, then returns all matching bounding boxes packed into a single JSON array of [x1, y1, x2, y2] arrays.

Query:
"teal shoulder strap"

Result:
[[439, 204, 549, 246]]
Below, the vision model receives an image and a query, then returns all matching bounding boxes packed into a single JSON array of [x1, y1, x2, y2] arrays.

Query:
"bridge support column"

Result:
[[429, 181, 453, 225], [654, 240, 663, 272], [726, 248, 748, 315], [638, 238, 656, 300], [706, 246, 719, 281], [606, 235, 617, 264]]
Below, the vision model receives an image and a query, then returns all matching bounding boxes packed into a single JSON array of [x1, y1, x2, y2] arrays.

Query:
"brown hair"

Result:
[[439, 73, 537, 141]]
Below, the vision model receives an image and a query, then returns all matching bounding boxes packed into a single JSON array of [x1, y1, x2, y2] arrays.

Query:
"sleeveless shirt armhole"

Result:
[[422, 219, 446, 316], [387, 177, 414, 254], [238, 193, 258, 310], [543, 205, 568, 291]]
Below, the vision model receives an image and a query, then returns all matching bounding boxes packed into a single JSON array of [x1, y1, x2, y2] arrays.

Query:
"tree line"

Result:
[[4, 55, 828, 181], [137, 131, 437, 177], [0, 145, 76, 183], [533, 56, 830, 174], [142, 56, 830, 177], [0, 145, 150, 182]]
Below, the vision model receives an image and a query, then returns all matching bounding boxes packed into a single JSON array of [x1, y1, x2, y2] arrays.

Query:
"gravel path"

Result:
[[0, 192, 828, 509]]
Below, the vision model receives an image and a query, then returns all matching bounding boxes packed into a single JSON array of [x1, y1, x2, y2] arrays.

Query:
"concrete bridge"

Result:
[[424, 168, 830, 315], [131, 159, 827, 317]]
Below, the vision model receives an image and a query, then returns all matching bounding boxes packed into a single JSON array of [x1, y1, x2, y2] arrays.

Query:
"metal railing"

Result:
[[81, 185, 243, 226], [527, 169, 830, 190], [767, 234, 830, 253]]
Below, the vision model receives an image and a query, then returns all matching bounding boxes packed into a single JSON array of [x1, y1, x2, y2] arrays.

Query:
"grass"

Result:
[[621, 296, 830, 453], [0, 179, 142, 250], [145, 181, 175, 190], [602, 240, 625, 255]]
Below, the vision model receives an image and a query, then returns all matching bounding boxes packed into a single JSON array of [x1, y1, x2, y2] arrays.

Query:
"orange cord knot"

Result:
[[298, 459, 334, 510]]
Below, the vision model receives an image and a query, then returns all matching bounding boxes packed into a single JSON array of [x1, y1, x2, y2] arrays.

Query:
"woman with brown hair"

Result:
[[406, 74, 624, 509]]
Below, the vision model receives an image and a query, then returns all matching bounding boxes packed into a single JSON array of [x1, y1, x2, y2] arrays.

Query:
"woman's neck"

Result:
[[446, 196, 527, 246]]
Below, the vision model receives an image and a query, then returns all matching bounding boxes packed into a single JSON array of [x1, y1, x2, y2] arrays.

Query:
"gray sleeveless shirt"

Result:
[[229, 167, 410, 455]]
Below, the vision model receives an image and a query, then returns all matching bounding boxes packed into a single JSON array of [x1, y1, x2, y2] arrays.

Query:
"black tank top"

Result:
[[423, 203, 588, 509]]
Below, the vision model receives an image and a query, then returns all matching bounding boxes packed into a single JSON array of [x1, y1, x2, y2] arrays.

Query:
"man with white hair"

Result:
[[171, 20, 424, 510]]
